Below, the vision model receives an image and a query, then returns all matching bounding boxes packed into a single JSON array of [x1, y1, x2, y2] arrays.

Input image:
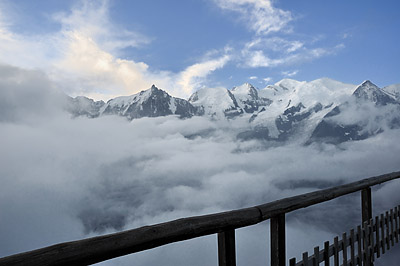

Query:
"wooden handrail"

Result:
[[1, 171, 399, 266], [255, 171, 400, 219]]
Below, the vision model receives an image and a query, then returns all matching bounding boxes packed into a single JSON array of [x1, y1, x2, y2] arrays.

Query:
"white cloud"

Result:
[[214, 0, 292, 35], [176, 53, 231, 97], [282, 70, 298, 77], [0, 0, 155, 99], [249, 76, 257, 80], [52, 30, 153, 98], [286, 40, 304, 53], [0, 0, 230, 100], [242, 44, 344, 68], [263, 77, 272, 83], [245, 37, 304, 54], [212, 1, 346, 72], [52, 0, 150, 52]]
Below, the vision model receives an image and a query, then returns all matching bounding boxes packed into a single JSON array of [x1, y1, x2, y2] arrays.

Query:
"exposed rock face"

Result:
[[352, 80, 397, 106], [231, 83, 272, 113], [100, 85, 202, 120]]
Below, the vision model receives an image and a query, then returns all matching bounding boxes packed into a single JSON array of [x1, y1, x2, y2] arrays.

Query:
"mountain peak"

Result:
[[354, 80, 379, 93], [243, 82, 255, 88], [353, 80, 396, 105], [360, 80, 378, 87], [232, 83, 256, 94], [189, 87, 243, 118], [275, 79, 304, 91], [150, 84, 159, 92]]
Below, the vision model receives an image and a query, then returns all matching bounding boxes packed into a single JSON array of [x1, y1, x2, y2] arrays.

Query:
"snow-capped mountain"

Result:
[[383, 84, 400, 101], [309, 80, 400, 144], [67, 78, 400, 145], [100, 85, 202, 120], [353, 80, 397, 105], [231, 83, 272, 113], [245, 78, 356, 141], [188, 87, 243, 119]]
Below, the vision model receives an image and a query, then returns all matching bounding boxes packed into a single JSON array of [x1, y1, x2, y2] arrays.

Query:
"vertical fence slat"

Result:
[[314, 246, 319, 266], [369, 219, 374, 263], [394, 206, 399, 243], [342, 232, 348, 266], [363, 221, 368, 266], [398, 206, 400, 238], [271, 213, 286, 266], [390, 209, 394, 247], [334, 237, 339, 266], [289, 257, 296, 266], [368, 246, 373, 266], [357, 225, 362, 266], [218, 229, 236, 266], [380, 213, 385, 255], [385, 211, 390, 250], [375, 216, 380, 258], [303, 252, 309, 266], [324, 241, 330, 266], [350, 229, 355, 266]]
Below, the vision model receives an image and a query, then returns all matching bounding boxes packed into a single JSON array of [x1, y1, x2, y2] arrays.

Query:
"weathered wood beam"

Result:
[[255, 172, 400, 220], [0, 208, 261, 266]]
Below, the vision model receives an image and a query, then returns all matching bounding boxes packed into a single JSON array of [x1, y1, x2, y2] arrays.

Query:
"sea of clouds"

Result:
[[1, 64, 399, 265]]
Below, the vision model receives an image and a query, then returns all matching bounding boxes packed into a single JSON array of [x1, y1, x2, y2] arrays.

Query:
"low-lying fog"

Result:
[[1, 65, 399, 265]]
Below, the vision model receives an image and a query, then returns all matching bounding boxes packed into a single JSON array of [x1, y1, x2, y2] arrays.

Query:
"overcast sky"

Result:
[[0, 0, 399, 100]]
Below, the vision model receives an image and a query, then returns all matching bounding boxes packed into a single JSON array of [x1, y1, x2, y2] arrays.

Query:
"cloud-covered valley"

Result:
[[1, 64, 400, 265]]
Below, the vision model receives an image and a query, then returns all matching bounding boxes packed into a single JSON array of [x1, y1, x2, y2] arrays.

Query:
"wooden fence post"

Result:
[[218, 229, 236, 266], [361, 187, 373, 266], [271, 213, 286, 266], [361, 187, 372, 224]]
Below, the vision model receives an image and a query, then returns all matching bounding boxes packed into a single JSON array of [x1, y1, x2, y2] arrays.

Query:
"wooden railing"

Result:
[[0, 171, 399, 266]]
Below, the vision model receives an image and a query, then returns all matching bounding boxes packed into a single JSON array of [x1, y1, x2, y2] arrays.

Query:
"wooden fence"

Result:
[[0, 171, 399, 266], [289, 206, 399, 266]]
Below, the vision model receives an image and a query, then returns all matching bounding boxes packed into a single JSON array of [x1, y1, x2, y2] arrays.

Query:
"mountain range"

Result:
[[66, 78, 400, 145]]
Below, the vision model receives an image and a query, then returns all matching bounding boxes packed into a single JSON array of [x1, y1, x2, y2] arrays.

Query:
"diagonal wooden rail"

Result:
[[0, 171, 399, 266]]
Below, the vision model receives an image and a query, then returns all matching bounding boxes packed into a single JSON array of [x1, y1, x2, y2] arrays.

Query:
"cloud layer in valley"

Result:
[[1, 64, 400, 265]]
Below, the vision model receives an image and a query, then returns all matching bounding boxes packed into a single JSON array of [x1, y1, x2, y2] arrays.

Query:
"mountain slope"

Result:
[[382, 84, 400, 101], [246, 78, 355, 141], [100, 85, 202, 120], [309, 80, 400, 144], [231, 83, 272, 113], [353, 80, 397, 105], [188, 87, 243, 119]]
